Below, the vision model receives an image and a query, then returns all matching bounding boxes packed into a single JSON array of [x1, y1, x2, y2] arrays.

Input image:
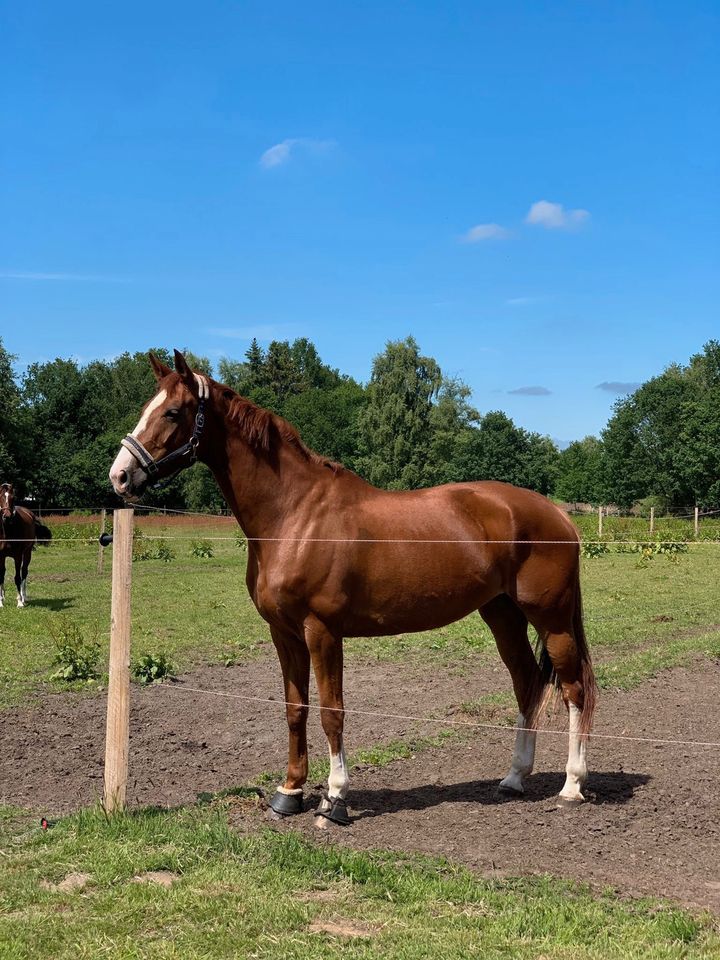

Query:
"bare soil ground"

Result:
[[2, 655, 719, 912]]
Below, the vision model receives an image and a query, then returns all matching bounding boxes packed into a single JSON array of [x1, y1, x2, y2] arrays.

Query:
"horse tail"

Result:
[[34, 522, 52, 546], [573, 574, 597, 737]]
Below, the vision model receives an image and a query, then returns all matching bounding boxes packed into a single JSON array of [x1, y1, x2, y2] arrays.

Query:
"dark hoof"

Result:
[[268, 789, 304, 818], [556, 795, 584, 809], [314, 795, 351, 826], [497, 783, 524, 799]]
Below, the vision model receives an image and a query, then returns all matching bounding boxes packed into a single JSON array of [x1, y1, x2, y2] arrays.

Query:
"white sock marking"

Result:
[[499, 713, 537, 793], [559, 702, 588, 801], [327, 739, 349, 800]]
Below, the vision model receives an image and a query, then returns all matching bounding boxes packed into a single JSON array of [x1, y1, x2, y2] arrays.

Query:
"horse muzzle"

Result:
[[109, 451, 149, 501]]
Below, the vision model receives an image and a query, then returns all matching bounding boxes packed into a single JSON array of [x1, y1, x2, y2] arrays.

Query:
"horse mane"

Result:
[[224, 391, 343, 473]]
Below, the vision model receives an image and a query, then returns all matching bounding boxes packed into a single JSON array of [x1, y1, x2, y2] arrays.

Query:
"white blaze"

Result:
[[109, 389, 167, 486]]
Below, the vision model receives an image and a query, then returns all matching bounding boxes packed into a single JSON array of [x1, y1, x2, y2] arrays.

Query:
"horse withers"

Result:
[[0, 483, 52, 608], [110, 351, 597, 824]]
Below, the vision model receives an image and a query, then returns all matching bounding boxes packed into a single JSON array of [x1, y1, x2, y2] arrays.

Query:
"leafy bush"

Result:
[[581, 541, 610, 559], [191, 540, 214, 559], [50, 621, 101, 683], [132, 652, 175, 685], [154, 539, 175, 562], [132, 531, 175, 562]]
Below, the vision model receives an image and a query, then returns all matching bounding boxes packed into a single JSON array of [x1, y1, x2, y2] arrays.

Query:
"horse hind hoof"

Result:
[[314, 795, 350, 827], [268, 789, 304, 818]]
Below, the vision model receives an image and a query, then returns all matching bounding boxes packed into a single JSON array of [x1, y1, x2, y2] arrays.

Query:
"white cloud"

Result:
[[525, 200, 589, 230], [259, 138, 335, 169], [462, 223, 510, 243], [0, 270, 125, 282]]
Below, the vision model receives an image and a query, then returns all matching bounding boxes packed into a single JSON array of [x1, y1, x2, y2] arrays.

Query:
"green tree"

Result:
[[554, 437, 604, 504], [0, 338, 23, 484], [356, 337, 442, 489]]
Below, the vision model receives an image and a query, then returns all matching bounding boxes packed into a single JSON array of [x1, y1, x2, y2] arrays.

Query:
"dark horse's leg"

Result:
[[268, 626, 310, 818], [480, 595, 543, 796], [305, 616, 349, 827], [0, 554, 5, 608], [14, 551, 27, 608], [18, 547, 31, 607]]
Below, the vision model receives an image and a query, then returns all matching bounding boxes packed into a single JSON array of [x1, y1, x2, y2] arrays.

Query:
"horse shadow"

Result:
[[27, 597, 76, 611], [346, 770, 651, 821]]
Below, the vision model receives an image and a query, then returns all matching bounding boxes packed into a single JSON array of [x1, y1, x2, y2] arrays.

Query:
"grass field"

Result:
[[1, 805, 719, 960], [2, 511, 720, 958]]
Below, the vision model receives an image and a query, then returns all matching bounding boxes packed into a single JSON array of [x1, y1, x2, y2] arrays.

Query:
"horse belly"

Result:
[[339, 549, 498, 637]]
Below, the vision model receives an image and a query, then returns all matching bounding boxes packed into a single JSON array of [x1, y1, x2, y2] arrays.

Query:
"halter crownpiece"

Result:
[[120, 374, 209, 484]]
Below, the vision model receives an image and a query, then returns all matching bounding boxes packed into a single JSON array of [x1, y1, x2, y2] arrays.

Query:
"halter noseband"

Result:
[[120, 374, 209, 485]]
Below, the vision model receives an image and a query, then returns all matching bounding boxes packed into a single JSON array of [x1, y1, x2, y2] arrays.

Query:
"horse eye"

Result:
[[165, 408, 180, 420]]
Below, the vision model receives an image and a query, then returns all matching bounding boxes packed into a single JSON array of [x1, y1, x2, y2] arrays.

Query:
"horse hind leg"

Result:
[[0, 555, 5, 608], [480, 595, 548, 797], [19, 550, 31, 606], [305, 616, 350, 828], [527, 602, 597, 805]]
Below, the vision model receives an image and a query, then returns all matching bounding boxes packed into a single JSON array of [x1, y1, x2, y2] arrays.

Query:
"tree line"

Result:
[[0, 335, 718, 513]]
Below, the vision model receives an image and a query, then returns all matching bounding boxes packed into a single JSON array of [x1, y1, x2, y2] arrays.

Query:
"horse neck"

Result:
[[203, 406, 323, 541]]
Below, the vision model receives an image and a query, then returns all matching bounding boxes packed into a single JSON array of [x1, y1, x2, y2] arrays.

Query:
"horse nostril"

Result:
[[117, 470, 128, 486]]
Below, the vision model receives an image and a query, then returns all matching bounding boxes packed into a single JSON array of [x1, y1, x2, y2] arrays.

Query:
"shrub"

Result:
[[132, 652, 175, 685], [50, 621, 101, 683], [154, 539, 175, 562], [191, 540, 214, 559], [581, 541, 610, 559]]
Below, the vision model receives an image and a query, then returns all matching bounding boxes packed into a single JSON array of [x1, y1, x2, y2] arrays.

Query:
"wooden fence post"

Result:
[[598, 505, 603, 537], [649, 506, 655, 534], [694, 506, 700, 540], [96, 508, 107, 575], [103, 508, 134, 814]]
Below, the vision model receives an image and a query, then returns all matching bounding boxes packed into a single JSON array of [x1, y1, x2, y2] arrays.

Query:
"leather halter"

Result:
[[120, 374, 209, 484]]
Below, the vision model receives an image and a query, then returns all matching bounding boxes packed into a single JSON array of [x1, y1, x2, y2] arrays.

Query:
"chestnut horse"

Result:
[[110, 352, 596, 825], [0, 483, 52, 608]]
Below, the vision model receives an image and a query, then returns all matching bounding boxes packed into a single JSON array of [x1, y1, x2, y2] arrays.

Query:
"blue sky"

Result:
[[1, 1, 718, 443]]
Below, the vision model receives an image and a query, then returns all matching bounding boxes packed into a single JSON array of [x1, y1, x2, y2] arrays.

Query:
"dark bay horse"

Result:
[[0, 483, 52, 608], [110, 352, 596, 824]]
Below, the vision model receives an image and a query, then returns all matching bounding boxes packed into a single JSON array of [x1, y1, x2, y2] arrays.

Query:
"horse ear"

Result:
[[173, 349, 195, 388], [149, 353, 172, 382]]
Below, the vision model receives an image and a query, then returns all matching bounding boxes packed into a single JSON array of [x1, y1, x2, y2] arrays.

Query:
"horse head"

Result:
[[109, 351, 209, 500], [0, 482, 15, 520]]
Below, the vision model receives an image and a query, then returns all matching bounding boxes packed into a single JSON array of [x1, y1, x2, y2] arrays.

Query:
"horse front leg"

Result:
[[0, 555, 5, 608], [267, 626, 311, 819], [14, 553, 25, 608], [305, 616, 349, 827]]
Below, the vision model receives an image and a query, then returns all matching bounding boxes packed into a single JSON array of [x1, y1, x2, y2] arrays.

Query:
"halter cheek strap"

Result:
[[120, 374, 209, 484]]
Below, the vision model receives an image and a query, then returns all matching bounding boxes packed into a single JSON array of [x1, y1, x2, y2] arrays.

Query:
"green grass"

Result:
[[0, 805, 718, 960], [2, 515, 720, 707]]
